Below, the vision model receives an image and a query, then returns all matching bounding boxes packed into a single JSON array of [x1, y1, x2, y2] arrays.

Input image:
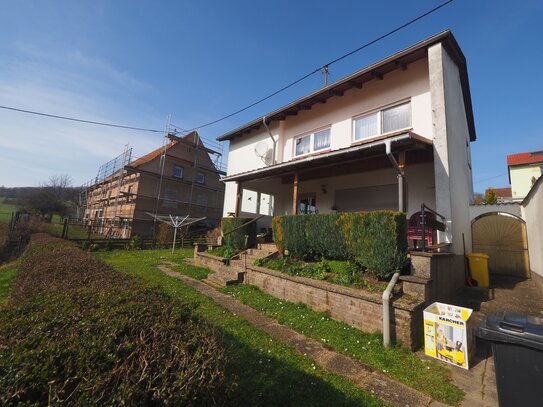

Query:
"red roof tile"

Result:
[[488, 187, 512, 198], [507, 150, 543, 166]]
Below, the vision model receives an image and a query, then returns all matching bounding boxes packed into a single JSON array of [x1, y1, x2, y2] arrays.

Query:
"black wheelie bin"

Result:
[[476, 312, 543, 407]]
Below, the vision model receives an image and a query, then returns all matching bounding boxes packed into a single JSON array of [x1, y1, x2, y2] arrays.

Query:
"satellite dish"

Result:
[[254, 141, 272, 165]]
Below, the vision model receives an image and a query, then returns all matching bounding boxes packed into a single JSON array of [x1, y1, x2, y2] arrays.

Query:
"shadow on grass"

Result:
[[216, 327, 381, 407]]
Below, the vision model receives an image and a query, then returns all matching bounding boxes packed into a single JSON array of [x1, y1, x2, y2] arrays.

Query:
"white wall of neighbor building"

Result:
[[428, 43, 474, 255], [521, 179, 543, 291], [510, 165, 543, 200]]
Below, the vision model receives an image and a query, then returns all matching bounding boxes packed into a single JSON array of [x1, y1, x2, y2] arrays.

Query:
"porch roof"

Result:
[[222, 131, 432, 183]]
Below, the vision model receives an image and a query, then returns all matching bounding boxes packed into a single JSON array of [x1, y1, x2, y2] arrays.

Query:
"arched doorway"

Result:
[[471, 212, 530, 278]]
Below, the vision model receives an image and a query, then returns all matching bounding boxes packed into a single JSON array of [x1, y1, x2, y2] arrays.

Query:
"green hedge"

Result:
[[221, 217, 256, 252], [272, 211, 407, 279]]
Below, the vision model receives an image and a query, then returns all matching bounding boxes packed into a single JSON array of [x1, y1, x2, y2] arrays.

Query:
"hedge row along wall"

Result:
[[272, 211, 407, 279], [221, 217, 256, 251]]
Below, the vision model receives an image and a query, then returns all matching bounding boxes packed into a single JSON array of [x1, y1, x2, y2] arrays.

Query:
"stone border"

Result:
[[244, 264, 425, 349]]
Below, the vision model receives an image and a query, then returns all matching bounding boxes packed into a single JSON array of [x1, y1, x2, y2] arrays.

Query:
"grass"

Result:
[[222, 284, 464, 406], [0, 262, 18, 305], [96, 249, 386, 407], [0, 197, 20, 223]]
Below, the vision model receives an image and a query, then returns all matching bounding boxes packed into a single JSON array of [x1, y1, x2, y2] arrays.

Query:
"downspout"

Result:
[[385, 139, 405, 213], [382, 272, 400, 348], [262, 116, 277, 165]]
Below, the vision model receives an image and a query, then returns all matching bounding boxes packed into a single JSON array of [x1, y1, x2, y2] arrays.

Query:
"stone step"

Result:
[[204, 271, 244, 288], [257, 243, 277, 251]]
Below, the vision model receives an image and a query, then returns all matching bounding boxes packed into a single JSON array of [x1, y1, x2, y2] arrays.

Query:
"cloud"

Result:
[[0, 45, 164, 187]]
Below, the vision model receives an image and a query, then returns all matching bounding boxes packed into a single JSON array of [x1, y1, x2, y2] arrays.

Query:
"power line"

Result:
[[473, 173, 509, 185], [0, 1, 454, 135], [0, 105, 163, 133], [181, 0, 454, 132]]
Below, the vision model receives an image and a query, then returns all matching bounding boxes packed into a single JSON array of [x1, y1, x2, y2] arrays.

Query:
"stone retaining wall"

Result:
[[245, 264, 425, 350]]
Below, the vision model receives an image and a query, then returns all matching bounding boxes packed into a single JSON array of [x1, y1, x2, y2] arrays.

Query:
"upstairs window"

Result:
[[173, 165, 183, 178], [195, 172, 205, 184], [294, 127, 331, 157], [354, 101, 411, 142]]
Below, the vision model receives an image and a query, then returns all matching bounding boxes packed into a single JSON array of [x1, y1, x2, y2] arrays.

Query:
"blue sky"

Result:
[[0, 0, 542, 192]]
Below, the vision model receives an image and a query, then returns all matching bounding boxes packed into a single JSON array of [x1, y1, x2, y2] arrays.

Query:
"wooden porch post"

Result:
[[292, 172, 299, 215], [234, 182, 241, 217]]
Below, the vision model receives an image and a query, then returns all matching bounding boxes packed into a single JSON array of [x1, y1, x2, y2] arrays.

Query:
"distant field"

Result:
[[0, 197, 20, 223]]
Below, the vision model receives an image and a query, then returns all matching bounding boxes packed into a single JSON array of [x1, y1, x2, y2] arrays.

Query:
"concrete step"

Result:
[[204, 271, 243, 288], [258, 243, 277, 252]]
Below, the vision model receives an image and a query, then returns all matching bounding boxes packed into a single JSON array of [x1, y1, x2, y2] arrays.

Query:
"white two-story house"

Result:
[[217, 30, 476, 258]]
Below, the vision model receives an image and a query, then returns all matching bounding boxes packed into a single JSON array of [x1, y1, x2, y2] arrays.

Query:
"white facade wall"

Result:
[[428, 43, 474, 255], [511, 165, 543, 200], [281, 58, 432, 161], [469, 203, 522, 222], [223, 58, 433, 217], [521, 179, 543, 287]]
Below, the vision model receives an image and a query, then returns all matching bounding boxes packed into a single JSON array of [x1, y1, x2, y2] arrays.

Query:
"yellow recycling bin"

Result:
[[466, 253, 490, 288]]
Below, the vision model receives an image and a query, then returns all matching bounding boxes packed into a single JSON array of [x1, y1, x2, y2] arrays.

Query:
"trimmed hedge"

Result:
[[0, 234, 233, 406], [221, 217, 256, 252], [272, 211, 407, 279]]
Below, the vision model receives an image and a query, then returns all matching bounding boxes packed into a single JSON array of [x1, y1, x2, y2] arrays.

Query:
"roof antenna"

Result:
[[322, 65, 329, 86]]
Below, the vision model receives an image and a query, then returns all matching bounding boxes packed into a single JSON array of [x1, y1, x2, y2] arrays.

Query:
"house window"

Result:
[[354, 101, 411, 141], [299, 193, 317, 214], [196, 194, 208, 207], [173, 165, 183, 178], [163, 188, 178, 208], [195, 172, 205, 184], [294, 127, 331, 157]]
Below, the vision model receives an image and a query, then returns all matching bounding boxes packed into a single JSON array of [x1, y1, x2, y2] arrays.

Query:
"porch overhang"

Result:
[[222, 131, 432, 183]]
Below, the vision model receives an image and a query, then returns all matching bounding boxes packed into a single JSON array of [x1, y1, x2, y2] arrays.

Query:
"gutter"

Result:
[[262, 115, 277, 165], [382, 272, 400, 348]]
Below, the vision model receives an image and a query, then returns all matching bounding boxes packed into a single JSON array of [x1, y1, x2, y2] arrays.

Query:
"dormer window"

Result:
[[354, 101, 411, 142], [294, 128, 331, 157]]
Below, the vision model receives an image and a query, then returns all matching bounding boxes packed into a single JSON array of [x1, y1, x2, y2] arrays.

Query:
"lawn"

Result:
[[221, 284, 464, 406], [0, 262, 18, 305], [97, 249, 386, 407], [0, 197, 19, 223]]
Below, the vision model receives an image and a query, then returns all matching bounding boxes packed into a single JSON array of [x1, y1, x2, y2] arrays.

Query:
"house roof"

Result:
[[130, 139, 178, 168], [217, 30, 476, 143], [507, 150, 543, 166], [487, 187, 512, 198], [222, 131, 432, 183]]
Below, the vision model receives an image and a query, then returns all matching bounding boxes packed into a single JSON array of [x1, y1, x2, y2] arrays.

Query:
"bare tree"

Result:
[[26, 174, 76, 220]]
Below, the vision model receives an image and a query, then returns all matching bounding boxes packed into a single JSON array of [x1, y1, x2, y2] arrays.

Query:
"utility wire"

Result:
[[0, 105, 163, 133], [473, 173, 509, 185], [182, 0, 454, 131], [0, 1, 453, 135]]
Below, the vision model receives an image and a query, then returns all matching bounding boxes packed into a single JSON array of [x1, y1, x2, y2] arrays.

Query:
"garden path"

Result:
[[158, 261, 448, 407]]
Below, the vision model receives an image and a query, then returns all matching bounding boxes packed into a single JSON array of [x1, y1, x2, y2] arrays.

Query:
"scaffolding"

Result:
[[79, 127, 226, 239]]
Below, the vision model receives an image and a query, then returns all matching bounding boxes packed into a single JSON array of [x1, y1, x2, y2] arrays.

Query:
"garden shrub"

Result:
[[337, 211, 407, 279], [276, 213, 344, 260], [273, 211, 407, 279], [271, 216, 283, 253], [221, 217, 256, 252], [0, 234, 233, 406]]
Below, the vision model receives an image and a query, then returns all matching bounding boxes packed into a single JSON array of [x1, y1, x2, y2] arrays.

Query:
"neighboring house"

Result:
[[507, 150, 543, 201], [485, 187, 513, 204], [83, 131, 225, 238], [218, 30, 476, 260]]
